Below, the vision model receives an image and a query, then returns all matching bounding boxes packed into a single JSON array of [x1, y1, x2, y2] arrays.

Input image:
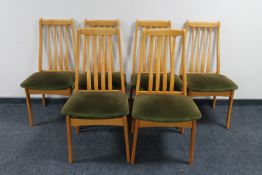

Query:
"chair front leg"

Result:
[[226, 91, 234, 129], [123, 116, 130, 163], [66, 116, 73, 163], [131, 120, 139, 164], [189, 120, 196, 165], [25, 89, 33, 128]]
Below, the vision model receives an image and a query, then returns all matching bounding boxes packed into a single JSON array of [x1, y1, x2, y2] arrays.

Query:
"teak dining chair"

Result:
[[184, 21, 238, 129], [131, 29, 201, 164], [130, 20, 183, 98], [20, 19, 77, 127], [61, 28, 130, 163]]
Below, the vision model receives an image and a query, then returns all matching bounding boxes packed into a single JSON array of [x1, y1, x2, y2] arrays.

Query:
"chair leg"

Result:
[[212, 96, 217, 109], [129, 88, 133, 100], [123, 116, 130, 163], [42, 94, 46, 106], [131, 119, 135, 134], [75, 127, 80, 135], [25, 89, 33, 128], [131, 120, 139, 164], [66, 116, 73, 163], [226, 91, 234, 129], [179, 127, 185, 135], [189, 120, 196, 165]]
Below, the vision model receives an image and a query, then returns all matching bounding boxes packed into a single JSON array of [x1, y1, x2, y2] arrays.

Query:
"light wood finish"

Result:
[[38, 18, 76, 72], [131, 29, 198, 165], [75, 28, 125, 93], [66, 116, 73, 163], [185, 21, 236, 129], [226, 91, 234, 129], [25, 89, 33, 128], [65, 27, 130, 163], [130, 20, 171, 98], [24, 19, 76, 127], [66, 116, 130, 163], [136, 29, 186, 95]]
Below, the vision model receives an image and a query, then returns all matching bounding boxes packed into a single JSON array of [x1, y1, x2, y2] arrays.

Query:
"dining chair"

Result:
[[20, 19, 77, 127], [184, 21, 238, 129], [131, 29, 201, 164], [61, 28, 130, 163], [130, 20, 183, 133]]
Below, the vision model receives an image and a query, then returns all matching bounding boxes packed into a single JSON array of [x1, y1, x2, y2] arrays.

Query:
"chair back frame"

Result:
[[75, 28, 125, 94], [132, 20, 172, 74], [185, 21, 220, 74], [135, 29, 187, 96], [84, 19, 119, 28], [38, 19, 77, 72]]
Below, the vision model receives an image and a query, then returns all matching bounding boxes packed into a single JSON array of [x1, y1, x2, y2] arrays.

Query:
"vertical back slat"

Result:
[[53, 25, 58, 70], [64, 26, 69, 70], [181, 30, 187, 95], [47, 25, 53, 70], [101, 36, 106, 90], [82, 36, 87, 71], [86, 36, 92, 90], [136, 34, 146, 95], [108, 36, 113, 90], [217, 22, 221, 74], [59, 25, 63, 70], [206, 28, 212, 72], [169, 36, 176, 92], [200, 28, 207, 72], [97, 36, 102, 72], [93, 36, 99, 90], [195, 28, 201, 72], [190, 27, 195, 72], [132, 25, 139, 73], [75, 31, 81, 92], [38, 19, 43, 71], [155, 37, 162, 91], [148, 36, 154, 92], [162, 36, 168, 91], [117, 29, 125, 93]]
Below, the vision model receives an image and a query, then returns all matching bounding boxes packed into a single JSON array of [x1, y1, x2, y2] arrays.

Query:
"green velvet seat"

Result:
[[131, 73, 183, 91], [20, 72, 75, 90], [186, 74, 238, 92], [78, 72, 125, 90], [61, 92, 129, 119], [132, 94, 201, 122]]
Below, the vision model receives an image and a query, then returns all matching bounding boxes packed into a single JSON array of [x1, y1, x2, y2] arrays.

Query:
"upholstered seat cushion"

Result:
[[186, 74, 238, 92], [131, 73, 183, 91], [61, 92, 129, 119], [132, 94, 201, 122], [78, 72, 125, 90], [20, 72, 75, 90]]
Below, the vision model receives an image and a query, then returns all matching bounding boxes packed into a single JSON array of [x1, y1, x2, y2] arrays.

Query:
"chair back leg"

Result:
[[66, 116, 73, 163], [123, 116, 130, 163], [131, 120, 139, 164]]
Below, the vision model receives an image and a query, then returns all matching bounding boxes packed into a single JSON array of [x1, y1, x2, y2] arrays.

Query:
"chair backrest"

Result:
[[132, 20, 172, 74], [185, 21, 220, 74], [84, 19, 119, 28], [136, 29, 187, 96], [38, 19, 77, 72], [75, 28, 125, 93]]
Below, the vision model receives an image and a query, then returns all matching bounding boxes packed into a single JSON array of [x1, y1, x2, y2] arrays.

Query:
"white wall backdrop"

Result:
[[0, 0, 261, 98]]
